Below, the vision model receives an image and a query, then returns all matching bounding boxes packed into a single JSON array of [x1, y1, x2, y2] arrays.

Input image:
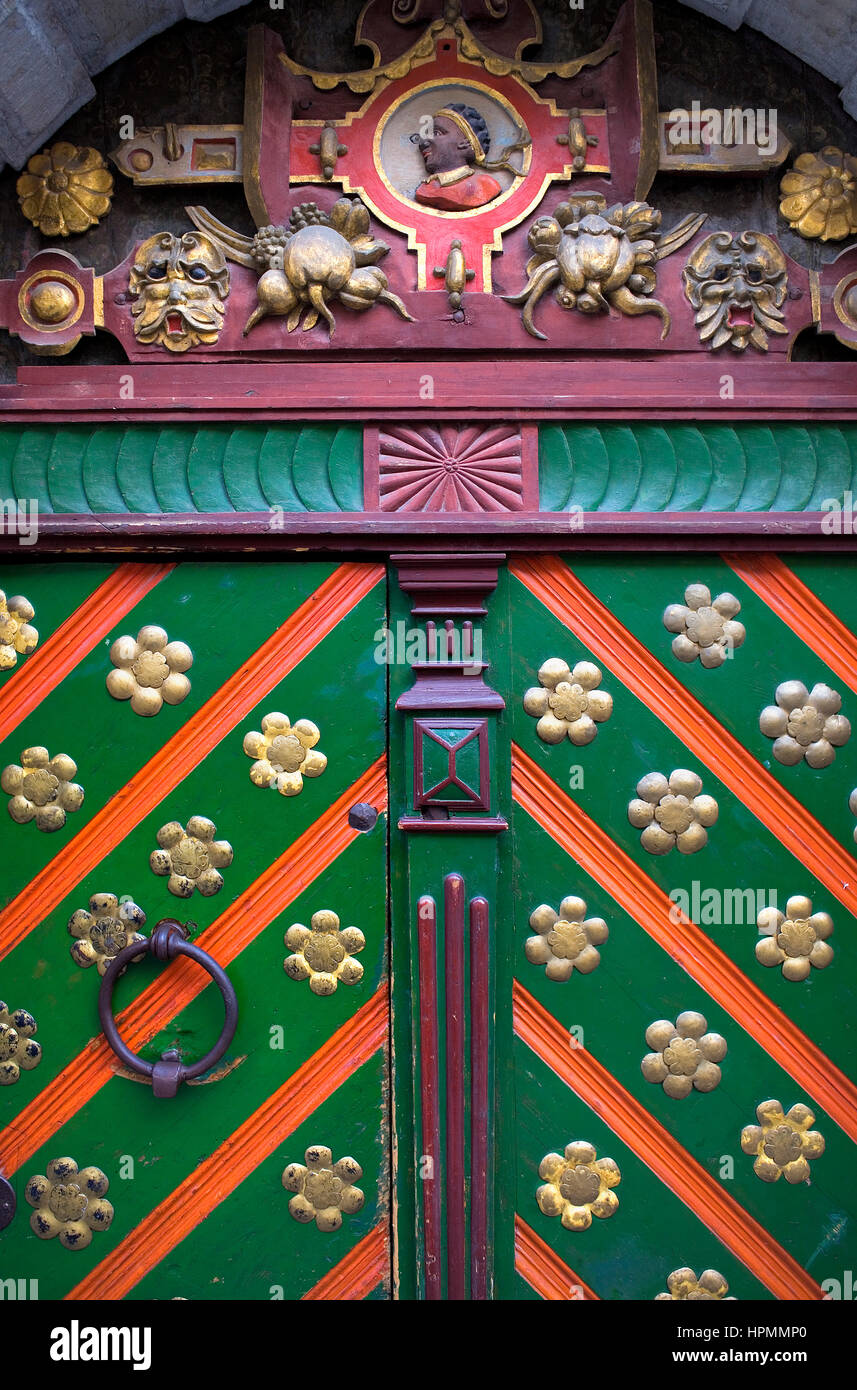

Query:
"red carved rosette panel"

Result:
[[372, 423, 535, 511], [0, 250, 96, 355], [819, 244, 857, 349]]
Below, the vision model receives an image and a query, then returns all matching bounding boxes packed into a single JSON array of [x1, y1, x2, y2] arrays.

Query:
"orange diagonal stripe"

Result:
[[512, 744, 857, 1145], [0, 562, 174, 746], [66, 986, 388, 1301], [514, 1215, 598, 1300], [0, 562, 384, 963], [302, 1224, 389, 1300], [514, 982, 823, 1301], [0, 756, 386, 1176], [510, 555, 857, 920], [723, 552, 857, 697]]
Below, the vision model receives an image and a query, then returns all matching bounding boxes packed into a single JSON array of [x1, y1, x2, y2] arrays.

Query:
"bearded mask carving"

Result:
[[130, 231, 230, 352], [683, 231, 788, 352]]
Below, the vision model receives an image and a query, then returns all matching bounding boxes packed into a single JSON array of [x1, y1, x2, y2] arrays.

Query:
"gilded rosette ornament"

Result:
[[243, 712, 327, 796], [1, 746, 84, 832], [779, 147, 857, 241], [536, 1141, 621, 1231], [0, 591, 38, 670], [68, 894, 147, 975], [284, 910, 365, 995], [107, 625, 193, 715], [641, 1012, 726, 1098], [628, 769, 718, 855], [150, 816, 233, 897], [756, 895, 834, 981], [662, 584, 745, 667], [506, 196, 704, 341], [0, 1001, 42, 1086], [683, 231, 788, 352], [25, 1157, 114, 1249], [523, 658, 612, 745], [188, 198, 413, 338], [525, 897, 608, 981], [282, 1146, 364, 1232], [655, 1268, 735, 1301], [759, 680, 850, 768], [740, 1100, 824, 1184], [130, 231, 230, 352], [16, 143, 113, 236]]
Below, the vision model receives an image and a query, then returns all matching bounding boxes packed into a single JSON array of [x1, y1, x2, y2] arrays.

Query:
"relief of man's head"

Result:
[[413, 103, 491, 176]]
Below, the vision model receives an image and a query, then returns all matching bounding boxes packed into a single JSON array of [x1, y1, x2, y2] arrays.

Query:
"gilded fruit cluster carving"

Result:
[[1, 747, 84, 832], [662, 584, 745, 667], [779, 147, 857, 242], [525, 897, 608, 981], [683, 231, 788, 352], [536, 1141, 621, 1231], [68, 893, 148, 975], [756, 895, 834, 981], [25, 1157, 114, 1249], [506, 195, 703, 340], [641, 1011, 726, 1098], [282, 1146, 365, 1232], [107, 624, 193, 716], [150, 816, 233, 897], [188, 198, 413, 339], [655, 1268, 735, 1301], [628, 769, 718, 855], [740, 1100, 824, 1184], [17, 143, 113, 236], [0, 591, 38, 670], [523, 658, 613, 745], [243, 713, 327, 796], [130, 231, 230, 352], [0, 1001, 42, 1086], [284, 909, 365, 995], [759, 680, 850, 768]]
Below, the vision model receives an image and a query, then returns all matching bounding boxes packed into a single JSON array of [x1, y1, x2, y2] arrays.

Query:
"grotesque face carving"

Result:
[[683, 231, 788, 352], [129, 231, 230, 352]]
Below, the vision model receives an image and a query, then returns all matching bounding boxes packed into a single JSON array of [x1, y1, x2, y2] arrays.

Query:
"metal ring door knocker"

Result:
[[98, 919, 238, 1098]]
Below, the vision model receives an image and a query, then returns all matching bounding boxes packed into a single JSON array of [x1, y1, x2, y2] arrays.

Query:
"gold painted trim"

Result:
[[634, 0, 659, 200], [93, 276, 104, 329], [17, 270, 85, 333], [810, 269, 822, 325], [243, 26, 270, 228]]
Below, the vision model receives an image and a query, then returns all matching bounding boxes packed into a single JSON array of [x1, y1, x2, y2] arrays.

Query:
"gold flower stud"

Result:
[[756, 895, 834, 981], [25, 1157, 113, 1249], [536, 1141, 621, 1231], [779, 147, 857, 241], [740, 1100, 824, 1184], [1, 746, 84, 832], [662, 584, 745, 667], [759, 680, 850, 767], [0, 591, 38, 670], [0, 1001, 42, 1086], [68, 893, 148, 975], [107, 625, 193, 716], [628, 769, 718, 854], [282, 1146, 365, 1232], [150, 816, 233, 897], [523, 659, 613, 745], [641, 1011, 727, 1098], [284, 910, 365, 996], [17, 143, 114, 237], [243, 713, 327, 795], [525, 897, 608, 980], [655, 1268, 735, 1300]]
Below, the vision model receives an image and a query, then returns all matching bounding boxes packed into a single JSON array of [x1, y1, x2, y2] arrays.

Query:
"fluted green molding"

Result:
[[0, 424, 364, 514], [538, 423, 857, 512]]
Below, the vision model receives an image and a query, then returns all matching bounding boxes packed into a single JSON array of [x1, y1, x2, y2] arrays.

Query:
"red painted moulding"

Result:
[[1, 359, 856, 419]]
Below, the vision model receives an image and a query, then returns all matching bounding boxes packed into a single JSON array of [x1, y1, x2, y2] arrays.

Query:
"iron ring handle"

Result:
[[97, 919, 239, 1098]]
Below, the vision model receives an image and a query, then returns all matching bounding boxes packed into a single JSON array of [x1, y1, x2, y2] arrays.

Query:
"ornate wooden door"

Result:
[[0, 558, 393, 1300], [497, 551, 857, 1302]]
